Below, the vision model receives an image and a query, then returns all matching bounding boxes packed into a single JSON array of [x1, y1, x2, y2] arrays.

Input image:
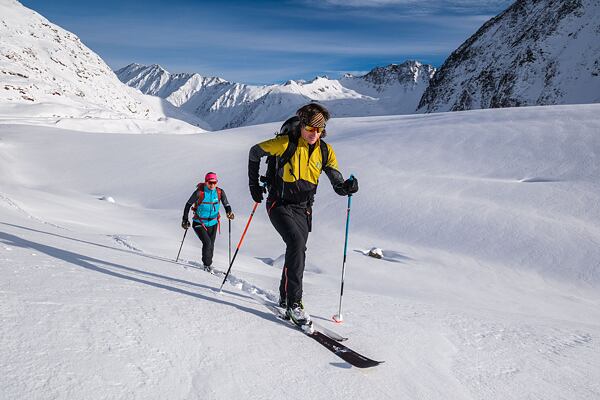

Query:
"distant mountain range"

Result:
[[116, 61, 435, 130], [418, 0, 600, 112], [117, 0, 599, 128], [2, 0, 598, 132]]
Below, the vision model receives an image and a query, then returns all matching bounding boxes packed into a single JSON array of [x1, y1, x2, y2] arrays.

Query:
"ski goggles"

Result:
[[303, 124, 325, 134]]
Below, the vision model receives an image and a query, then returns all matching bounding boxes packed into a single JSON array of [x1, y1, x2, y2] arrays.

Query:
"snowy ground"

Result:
[[1, 104, 600, 399]]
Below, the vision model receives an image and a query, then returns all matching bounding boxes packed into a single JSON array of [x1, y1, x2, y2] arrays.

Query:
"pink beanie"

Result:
[[205, 172, 218, 182]]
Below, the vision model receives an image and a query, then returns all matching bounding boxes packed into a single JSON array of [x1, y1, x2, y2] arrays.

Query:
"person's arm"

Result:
[[182, 191, 198, 227], [220, 189, 232, 215], [248, 136, 289, 181], [323, 145, 358, 196], [248, 136, 289, 202]]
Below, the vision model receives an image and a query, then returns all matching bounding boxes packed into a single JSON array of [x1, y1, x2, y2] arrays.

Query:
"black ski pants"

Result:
[[192, 222, 218, 266], [268, 202, 311, 306]]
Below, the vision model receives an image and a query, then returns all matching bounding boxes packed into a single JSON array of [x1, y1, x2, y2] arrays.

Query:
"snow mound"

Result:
[[98, 195, 115, 203]]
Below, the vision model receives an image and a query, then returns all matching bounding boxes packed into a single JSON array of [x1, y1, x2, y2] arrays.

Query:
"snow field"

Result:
[[1, 104, 600, 399]]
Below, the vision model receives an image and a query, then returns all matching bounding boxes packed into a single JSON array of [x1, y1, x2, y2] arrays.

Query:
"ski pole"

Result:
[[333, 174, 354, 323], [175, 227, 188, 263], [219, 201, 259, 292], [228, 218, 232, 266]]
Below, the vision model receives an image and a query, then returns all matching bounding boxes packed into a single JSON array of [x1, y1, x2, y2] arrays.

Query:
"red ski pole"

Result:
[[219, 201, 259, 292]]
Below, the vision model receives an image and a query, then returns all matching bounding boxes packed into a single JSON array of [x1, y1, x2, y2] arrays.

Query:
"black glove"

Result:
[[181, 218, 190, 229], [249, 185, 265, 203], [342, 177, 359, 195]]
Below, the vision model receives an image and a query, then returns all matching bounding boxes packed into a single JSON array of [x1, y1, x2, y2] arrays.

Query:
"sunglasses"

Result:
[[207, 180, 217, 185], [304, 124, 325, 134]]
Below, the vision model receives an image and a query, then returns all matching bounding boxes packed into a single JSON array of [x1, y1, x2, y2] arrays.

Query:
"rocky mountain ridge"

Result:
[[418, 0, 600, 112], [117, 60, 435, 130]]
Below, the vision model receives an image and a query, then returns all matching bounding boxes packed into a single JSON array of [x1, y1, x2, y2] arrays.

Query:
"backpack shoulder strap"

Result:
[[191, 183, 205, 215], [319, 139, 329, 170], [196, 183, 205, 203], [278, 134, 298, 170], [216, 187, 222, 201]]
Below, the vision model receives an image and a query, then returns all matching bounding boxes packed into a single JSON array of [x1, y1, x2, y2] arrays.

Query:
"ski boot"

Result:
[[286, 301, 313, 333]]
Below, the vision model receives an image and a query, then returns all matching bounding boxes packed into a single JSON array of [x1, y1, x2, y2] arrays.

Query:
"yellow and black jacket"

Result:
[[249, 134, 347, 206]]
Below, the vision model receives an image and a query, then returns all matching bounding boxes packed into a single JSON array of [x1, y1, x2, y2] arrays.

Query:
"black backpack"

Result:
[[261, 116, 329, 192]]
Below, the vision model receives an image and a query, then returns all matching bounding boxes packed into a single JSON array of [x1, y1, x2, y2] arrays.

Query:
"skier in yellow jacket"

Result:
[[248, 103, 358, 325]]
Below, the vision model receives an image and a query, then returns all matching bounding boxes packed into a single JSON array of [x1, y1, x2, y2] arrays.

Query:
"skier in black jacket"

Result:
[[247, 103, 358, 325]]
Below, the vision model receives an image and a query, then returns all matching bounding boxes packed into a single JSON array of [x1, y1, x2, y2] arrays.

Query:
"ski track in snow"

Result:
[[106, 232, 279, 305], [109, 235, 143, 253], [0, 192, 65, 230]]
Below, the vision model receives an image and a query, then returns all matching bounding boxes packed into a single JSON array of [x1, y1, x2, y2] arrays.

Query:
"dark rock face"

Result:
[[418, 0, 599, 113], [359, 61, 435, 88]]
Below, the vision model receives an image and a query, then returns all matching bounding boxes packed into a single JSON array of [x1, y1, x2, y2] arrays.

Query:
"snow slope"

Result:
[[1, 104, 600, 399], [0, 0, 206, 133], [116, 61, 435, 130], [418, 0, 600, 112]]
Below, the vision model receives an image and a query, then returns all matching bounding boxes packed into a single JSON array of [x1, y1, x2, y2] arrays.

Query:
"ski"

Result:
[[264, 303, 382, 368], [308, 330, 383, 369]]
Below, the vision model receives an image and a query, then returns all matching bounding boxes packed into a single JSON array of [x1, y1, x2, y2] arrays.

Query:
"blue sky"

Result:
[[21, 0, 513, 84]]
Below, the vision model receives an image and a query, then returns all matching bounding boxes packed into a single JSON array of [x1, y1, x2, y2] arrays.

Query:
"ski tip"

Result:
[[358, 360, 384, 369]]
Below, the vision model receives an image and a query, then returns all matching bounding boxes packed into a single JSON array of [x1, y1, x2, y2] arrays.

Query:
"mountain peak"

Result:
[[418, 0, 600, 113], [358, 61, 435, 86]]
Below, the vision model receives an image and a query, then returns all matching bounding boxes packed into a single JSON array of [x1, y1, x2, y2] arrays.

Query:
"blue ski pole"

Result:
[[333, 174, 354, 323]]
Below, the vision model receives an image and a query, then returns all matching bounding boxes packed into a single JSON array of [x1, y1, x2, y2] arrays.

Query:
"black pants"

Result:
[[192, 222, 218, 266], [268, 203, 310, 305]]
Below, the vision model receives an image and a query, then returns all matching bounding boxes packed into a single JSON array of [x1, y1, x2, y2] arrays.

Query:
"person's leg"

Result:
[[192, 222, 213, 267], [204, 225, 218, 267], [269, 205, 309, 305]]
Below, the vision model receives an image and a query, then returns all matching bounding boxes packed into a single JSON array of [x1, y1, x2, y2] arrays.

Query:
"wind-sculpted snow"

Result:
[[418, 0, 600, 112]]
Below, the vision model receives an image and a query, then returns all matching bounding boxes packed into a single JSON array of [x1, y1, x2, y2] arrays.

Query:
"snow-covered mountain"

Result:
[[0, 0, 206, 133], [116, 61, 435, 130], [418, 0, 600, 113]]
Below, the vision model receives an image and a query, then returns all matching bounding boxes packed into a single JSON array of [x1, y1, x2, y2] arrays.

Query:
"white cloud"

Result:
[[309, 0, 512, 12]]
